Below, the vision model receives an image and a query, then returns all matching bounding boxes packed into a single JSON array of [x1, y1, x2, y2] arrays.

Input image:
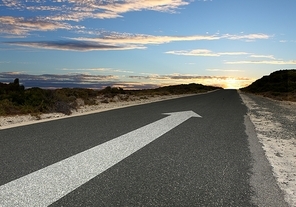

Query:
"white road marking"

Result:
[[0, 111, 201, 207]]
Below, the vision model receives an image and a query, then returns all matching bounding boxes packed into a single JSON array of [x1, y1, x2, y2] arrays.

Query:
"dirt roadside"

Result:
[[239, 91, 296, 207]]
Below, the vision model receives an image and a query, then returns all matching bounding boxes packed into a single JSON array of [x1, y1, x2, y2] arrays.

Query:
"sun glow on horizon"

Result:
[[154, 76, 254, 90], [221, 77, 252, 89]]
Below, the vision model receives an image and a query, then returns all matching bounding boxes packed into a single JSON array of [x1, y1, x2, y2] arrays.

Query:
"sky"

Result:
[[0, 0, 296, 89]]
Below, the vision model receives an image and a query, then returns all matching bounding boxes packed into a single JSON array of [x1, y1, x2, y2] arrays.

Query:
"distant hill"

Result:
[[240, 69, 296, 101], [131, 83, 222, 96], [0, 81, 221, 116]]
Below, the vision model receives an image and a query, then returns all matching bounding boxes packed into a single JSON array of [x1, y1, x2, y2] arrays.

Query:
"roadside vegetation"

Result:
[[0, 80, 221, 116], [240, 69, 296, 102]]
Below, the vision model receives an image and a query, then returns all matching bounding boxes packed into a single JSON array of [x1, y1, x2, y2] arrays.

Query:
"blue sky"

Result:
[[0, 0, 295, 89]]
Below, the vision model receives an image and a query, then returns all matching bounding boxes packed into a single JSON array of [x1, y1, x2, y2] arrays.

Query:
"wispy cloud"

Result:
[[224, 53, 296, 65], [61, 67, 134, 74], [0, 72, 119, 88], [52, 0, 190, 20], [207, 69, 244, 72], [249, 54, 276, 59], [226, 60, 296, 65], [0, 72, 118, 82], [5, 40, 143, 51], [166, 49, 249, 56], [129, 73, 251, 81], [92, 0, 190, 14], [71, 33, 221, 47], [166, 49, 219, 57], [0, 71, 161, 89], [1, 0, 24, 8], [5, 32, 271, 51], [1, 0, 273, 45], [2, 33, 221, 51], [1, 0, 191, 22], [218, 52, 250, 55], [0, 16, 76, 36], [166, 50, 296, 65], [223, 33, 270, 41], [73, 32, 270, 45], [0, 0, 192, 37]]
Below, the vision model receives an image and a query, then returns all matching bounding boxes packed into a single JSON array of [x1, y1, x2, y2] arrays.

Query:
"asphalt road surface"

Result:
[[0, 90, 288, 206]]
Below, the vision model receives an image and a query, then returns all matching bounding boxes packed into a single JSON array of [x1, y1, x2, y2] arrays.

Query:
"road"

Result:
[[0, 90, 288, 206]]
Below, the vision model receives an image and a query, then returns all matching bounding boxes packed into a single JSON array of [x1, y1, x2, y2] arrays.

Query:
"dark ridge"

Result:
[[240, 69, 296, 101]]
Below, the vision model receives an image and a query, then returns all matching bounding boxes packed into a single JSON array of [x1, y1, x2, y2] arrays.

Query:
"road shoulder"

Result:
[[240, 91, 295, 206], [244, 115, 289, 207]]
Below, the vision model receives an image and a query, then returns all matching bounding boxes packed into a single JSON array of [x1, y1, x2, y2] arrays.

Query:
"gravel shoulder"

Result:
[[239, 91, 296, 207]]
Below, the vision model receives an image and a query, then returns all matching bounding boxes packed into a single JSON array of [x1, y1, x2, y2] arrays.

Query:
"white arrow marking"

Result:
[[0, 111, 201, 207]]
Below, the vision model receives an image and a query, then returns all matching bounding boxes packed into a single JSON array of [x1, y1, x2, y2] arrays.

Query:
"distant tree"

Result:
[[13, 78, 19, 85]]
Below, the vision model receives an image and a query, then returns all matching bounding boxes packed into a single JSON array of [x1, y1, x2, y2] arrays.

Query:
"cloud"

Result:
[[225, 60, 296, 65], [0, 71, 162, 89], [166, 49, 220, 57], [1, 0, 272, 47], [0, 72, 120, 88], [207, 69, 244, 72], [71, 33, 221, 47], [218, 52, 250, 55], [0, 16, 74, 36], [129, 73, 251, 81], [224, 54, 296, 65], [3, 26, 271, 51], [73, 32, 270, 45], [166, 49, 249, 57], [249, 54, 276, 59], [129, 73, 253, 89], [0, 72, 253, 89], [62, 0, 190, 20], [2, 0, 191, 22], [5, 40, 143, 51], [2, 0, 23, 8], [0, 72, 118, 81], [223, 33, 270, 41], [92, 0, 190, 14], [61, 67, 134, 74], [2, 33, 220, 51]]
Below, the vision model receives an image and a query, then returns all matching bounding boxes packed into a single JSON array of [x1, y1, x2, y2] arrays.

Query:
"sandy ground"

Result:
[[239, 92, 296, 207]]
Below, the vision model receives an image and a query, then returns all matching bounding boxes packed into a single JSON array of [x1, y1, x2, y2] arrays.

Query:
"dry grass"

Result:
[[258, 91, 296, 102]]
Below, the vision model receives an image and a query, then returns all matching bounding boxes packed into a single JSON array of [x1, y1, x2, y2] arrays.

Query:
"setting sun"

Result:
[[224, 78, 240, 89]]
